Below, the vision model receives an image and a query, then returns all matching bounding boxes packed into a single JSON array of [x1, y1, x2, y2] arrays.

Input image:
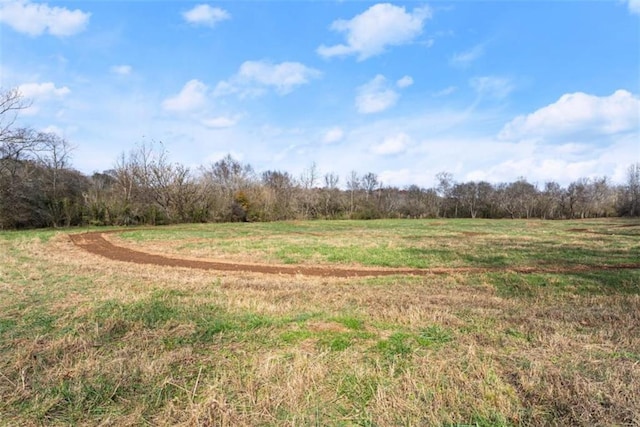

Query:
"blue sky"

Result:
[[1, 0, 639, 188]]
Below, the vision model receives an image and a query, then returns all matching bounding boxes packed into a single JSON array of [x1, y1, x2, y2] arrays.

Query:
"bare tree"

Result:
[[401, 185, 439, 218], [539, 181, 563, 219], [298, 162, 320, 218], [435, 171, 455, 217], [346, 170, 360, 216], [38, 133, 75, 227], [200, 154, 255, 221], [261, 170, 296, 220], [452, 182, 479, 218], [324, 172, 339, 189], [498, 178, 538, 219], [84, 171, 117, 225], [0, 90, 40, 228], [361, 172, 380, 196], [321, 172, 342, 218], [299, 162, 319, 190], [617, 163, 640, 216], [0, 87, 30, 145]]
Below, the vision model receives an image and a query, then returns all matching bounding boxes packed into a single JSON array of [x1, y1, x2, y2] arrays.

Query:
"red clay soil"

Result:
[[69, 231, 640, 278]]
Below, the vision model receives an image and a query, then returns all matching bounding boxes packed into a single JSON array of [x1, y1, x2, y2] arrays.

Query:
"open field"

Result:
[[1, 218, 639, 426]]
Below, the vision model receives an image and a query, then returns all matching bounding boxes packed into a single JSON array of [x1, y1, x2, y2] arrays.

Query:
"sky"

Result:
[[1, 0, 639, 188]]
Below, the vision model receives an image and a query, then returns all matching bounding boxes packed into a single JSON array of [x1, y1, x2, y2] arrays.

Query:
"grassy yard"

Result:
[[0, 218, 639, 426]]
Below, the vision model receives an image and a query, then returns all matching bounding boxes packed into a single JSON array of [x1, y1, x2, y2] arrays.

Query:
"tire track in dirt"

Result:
[[69, 231, 640, 278]]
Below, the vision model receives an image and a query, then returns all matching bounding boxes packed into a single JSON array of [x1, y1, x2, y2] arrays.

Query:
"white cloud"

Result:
[[323, 127, 344, 144], [355, 75, 399, 114], [0, 0, 90, 37], [379, 168, 412, 187], [432, 86, 457, 97], [396, 76, 414, 89], [41, 125, 64, 136], [201, 115, 239, 129], [628, 0, 640, 15], [317, 3, 431, 61], [19, 81, 70, 98], [214, 60, 321, 97], [182, 4, 230, 27], [470, 76, 514, 99], [466, 157, 602, 185], [499, 89, 640, 141], [110, 65, 132, 76], [450, 44, 484, 67], [16, 82, 70, 115], [372, 132, 412, 155], [162, 79, 208, 112]]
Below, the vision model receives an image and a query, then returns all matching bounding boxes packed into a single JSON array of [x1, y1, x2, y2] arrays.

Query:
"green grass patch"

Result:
[[112, 219, 640, 271], [490, 269, 640, 298], [417, 325, 453, 347], [332, 315, 365, 330]]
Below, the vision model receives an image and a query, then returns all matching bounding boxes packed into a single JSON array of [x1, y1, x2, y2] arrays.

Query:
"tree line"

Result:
[[1, 88, 639, 229]]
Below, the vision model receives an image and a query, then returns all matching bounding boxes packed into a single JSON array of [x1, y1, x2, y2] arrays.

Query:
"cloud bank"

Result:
[[499, 89, 639, 141], [215, 60, 321, 97], [0, 0, 90, 37]]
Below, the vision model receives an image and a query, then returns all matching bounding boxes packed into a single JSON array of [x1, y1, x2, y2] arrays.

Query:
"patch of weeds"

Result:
[[126, 297, 179, 328], [96, 318, 130, 343], [512, 356, 532, 370], [504, 328, 526, 340], [241, 313, 274, 329], [332, 315, 364, 330], [279, 329, 314, 344], [416, 325, 453, 347], [192, 315, 235, 342], [401, 247, 460, 266], [92, 300, 124, 320], [0, 317, 17, 337], [463, 252, 510, 267], [22, 310, 58, 335], [317, 334, 353, 351], [159, 289, 190, 298], [92, 301, 138, 343], [337, 373, 378, 408], [489, 273, 548, 298], [357, 275, 426, 287], [0, 229, 57, 243], [376, 332, 414, 357], [609, 351, 640, 362], [375, 327, 453, 362], [38, 374, 130, 423], [565, 270, 640, 295], [94, 295, 180, 329], [286, 312, 323, 324]]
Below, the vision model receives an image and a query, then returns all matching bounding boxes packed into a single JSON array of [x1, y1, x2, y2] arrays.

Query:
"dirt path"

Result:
[[69, 231, 640, 278]]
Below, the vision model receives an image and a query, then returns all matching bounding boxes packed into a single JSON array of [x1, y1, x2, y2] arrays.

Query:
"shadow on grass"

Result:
[[490, 270, 640, 298]]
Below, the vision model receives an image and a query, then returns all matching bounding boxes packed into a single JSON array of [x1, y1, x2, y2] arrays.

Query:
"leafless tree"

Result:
[[324, 172, 339, 190], [346, 170, 360, 216], [261, 170, 296, 220], [617, 163, 640, 216], [435, 171, 455, 217], [299, 162, 319, 190], [0, 87, 31, 145], [200, 154, 255, 221], [37, 133, 76, 227]]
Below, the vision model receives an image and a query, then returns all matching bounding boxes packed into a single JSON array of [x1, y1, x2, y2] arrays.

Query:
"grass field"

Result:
[[1, 218, 639, 426]]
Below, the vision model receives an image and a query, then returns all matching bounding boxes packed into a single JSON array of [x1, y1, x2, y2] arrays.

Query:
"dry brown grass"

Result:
[[1, 222, 639, 426]]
